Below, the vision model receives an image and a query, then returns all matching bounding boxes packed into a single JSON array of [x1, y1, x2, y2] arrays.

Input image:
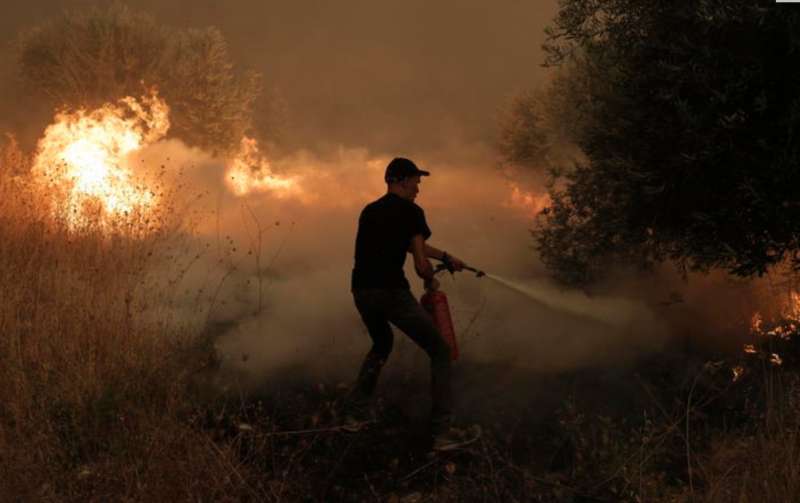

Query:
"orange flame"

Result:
[[505, 183, 550, 218], [32, 92, 169, 229], [744, 291, 798, 368], [750, 291, 800, 340], [225, 136, 304, 199]]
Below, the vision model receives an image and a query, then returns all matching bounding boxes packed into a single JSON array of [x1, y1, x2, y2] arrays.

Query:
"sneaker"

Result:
[[432, 425, 482, 452]]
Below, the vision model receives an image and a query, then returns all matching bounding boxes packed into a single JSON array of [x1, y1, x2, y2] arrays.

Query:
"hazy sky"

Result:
[[1, 0, 558, 154]]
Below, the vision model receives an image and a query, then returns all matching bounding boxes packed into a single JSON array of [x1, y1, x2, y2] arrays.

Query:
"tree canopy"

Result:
[[506, 1, 800, 285], [17, 4, 261, 154]]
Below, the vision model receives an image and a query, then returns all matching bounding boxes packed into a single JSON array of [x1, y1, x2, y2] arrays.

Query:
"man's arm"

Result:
[[422, 243, 465, 271], [409, 237, 468, 291], [410, 235, 435, 282]]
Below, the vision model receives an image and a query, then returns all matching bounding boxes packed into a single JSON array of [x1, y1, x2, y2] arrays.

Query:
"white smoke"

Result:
[[127, 138, 680, 383]]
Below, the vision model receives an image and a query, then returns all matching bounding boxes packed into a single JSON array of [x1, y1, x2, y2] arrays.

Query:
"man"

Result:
[[348, 157, 476, 451]]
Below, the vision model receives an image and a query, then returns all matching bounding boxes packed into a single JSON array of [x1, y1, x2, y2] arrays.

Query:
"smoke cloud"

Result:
[[127, 137, 675, 384]]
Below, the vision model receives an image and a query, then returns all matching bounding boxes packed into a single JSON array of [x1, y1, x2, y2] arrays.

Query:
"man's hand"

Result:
[[444, 253, 466, 272]]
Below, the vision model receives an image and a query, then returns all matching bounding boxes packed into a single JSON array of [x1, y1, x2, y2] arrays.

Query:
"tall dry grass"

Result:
[[0, 146, 260, 501], [694, 371, 800, 502]]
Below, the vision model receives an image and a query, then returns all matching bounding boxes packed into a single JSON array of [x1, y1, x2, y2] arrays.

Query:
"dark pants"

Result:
[[352, 288, 453, 429]]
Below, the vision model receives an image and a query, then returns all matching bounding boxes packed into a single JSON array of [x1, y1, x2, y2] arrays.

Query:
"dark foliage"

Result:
[[529, 1, 800, 285]]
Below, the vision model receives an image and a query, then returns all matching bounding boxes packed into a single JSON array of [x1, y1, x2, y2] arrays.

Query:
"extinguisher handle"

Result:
[[433, 252, 456, 275]]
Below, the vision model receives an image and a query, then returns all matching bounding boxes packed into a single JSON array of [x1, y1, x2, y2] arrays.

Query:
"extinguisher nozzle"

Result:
[[463, 265, 486, 278]]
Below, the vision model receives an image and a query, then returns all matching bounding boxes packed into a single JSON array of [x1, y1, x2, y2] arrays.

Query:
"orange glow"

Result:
[[505, 183, 550, 218], [225, 136, 305, 199], [780, 291, 800, 333], [32, 92, 169, 229], [750, 291, 800, 341], [750, 312, 763, 335], [744, 290, 799, 366]]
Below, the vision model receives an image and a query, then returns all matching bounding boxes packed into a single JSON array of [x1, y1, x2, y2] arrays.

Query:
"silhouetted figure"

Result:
[[348, 157, 477, 451]]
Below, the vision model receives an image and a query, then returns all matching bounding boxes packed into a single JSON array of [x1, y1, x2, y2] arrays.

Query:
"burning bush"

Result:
[[16, 3, 260, 153]]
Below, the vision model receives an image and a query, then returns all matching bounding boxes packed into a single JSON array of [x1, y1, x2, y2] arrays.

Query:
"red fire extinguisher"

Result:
[[421, 289, 459, 361], [420, 257, 485, 361]]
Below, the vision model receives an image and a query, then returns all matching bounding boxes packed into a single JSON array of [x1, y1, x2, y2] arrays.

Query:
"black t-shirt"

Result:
[[351, 193, 432, 290]]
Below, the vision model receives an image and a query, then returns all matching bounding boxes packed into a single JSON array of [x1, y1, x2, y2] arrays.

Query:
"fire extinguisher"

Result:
[[421, 289, 459, 361], [420, 257, 485, 361]]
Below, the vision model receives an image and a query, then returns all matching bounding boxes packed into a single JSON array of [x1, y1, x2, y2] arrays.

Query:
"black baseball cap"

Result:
[[384, 157, 430, 182]]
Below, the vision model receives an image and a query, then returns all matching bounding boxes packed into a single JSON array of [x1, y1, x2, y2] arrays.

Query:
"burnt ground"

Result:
[[194, 336, 782, 502]]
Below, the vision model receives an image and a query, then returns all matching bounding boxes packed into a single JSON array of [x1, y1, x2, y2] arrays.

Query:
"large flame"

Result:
[[32, 92, 169, 229], [225, 136, 304, 199]]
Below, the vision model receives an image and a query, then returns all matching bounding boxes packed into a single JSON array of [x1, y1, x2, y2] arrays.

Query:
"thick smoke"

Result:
[[127, 138, 675, 384]]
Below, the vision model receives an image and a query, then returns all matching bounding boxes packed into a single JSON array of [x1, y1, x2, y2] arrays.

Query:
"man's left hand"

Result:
[[445, 253, 466, 272]]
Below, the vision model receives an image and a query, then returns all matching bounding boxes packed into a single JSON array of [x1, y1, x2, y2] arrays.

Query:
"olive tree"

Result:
[[504, 1, 800, 285]]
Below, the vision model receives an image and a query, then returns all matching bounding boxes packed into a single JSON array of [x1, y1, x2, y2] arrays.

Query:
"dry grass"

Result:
[[693, 372, 800, 503], [699, 430, 800, 502], [0, 152, 260, 501]]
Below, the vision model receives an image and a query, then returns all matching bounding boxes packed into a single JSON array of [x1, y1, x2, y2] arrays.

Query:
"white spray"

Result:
[[482, 273, 655, 328]]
